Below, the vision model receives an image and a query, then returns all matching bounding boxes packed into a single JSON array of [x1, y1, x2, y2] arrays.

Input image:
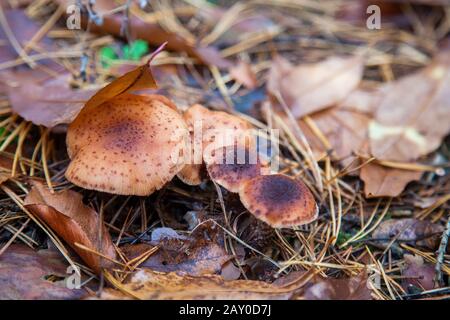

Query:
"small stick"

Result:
[[434, 216, 450, 287], [120, 0, 133, 43]]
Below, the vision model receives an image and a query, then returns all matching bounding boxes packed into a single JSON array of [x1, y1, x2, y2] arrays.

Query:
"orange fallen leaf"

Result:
[[267, 55, 364, 117], [24, 181, 116, 274], [360, 163, 423, 198]]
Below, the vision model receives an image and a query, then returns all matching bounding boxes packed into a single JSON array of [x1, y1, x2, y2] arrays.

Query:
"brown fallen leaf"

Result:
[[372, 218, 444, 250], [0, 245, 85, 299], [401, 254, 435, 291], [298, 107, 371, 161], [304, 272, 372, 300], [99, 268, 314, 300], [24, 181, 116, 274], [229, 61, 257, 89], [267, 55, 364, 117], [0, 8, 65, 93], [360, 163, 423, 198], [122, 224, 231, 276], [0, 8, 55, 63], [369, 52, 450, 162], [7, 74, 96, 127]]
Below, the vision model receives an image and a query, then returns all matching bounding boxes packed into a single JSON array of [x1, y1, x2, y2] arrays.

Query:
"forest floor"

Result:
[[0, 0, 449, 300]]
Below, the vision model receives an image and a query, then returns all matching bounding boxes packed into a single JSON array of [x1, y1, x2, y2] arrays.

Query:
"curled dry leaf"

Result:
[[360, 163, 423, 198], [369, 52, 450, 162], [6, 21, 164, 128], [0, 245, 85, 300], [372, 218, 444, 250], [99, 268, 314, 300], [81, 43, 164, 112], [401, 254, 435, 291], [24, 181, 116, 274], [267, 55, 364, 117], [122, 224, 231, 276]]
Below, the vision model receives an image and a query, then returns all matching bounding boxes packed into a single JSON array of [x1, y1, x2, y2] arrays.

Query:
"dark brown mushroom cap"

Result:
[[66, 93, 188, 195], [206, 144, 270, 192], [239, 174, 318, 228]]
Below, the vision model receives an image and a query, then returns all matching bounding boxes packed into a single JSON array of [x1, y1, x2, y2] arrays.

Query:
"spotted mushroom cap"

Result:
[[238, 174, 318, 228], [66, 93, 188, 195], [206, 144, 270, 192]]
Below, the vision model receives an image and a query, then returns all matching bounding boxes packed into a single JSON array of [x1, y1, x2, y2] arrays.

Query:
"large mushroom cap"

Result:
[[66, 93, 188, 195], [206, 144, 270, 192], [239, 174, 318, 228]]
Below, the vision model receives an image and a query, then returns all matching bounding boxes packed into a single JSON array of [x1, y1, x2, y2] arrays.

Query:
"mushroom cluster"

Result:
[[176, 104, 318, 227], [65, 55, 318, 228]]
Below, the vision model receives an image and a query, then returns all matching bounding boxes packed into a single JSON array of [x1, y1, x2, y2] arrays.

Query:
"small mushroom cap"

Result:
[[66, 93, 188, 195], [239, 174, 318, 228], [206, 144, 270, 192]]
